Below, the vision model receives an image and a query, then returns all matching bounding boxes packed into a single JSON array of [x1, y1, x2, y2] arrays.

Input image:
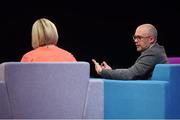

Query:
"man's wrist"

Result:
[[98, 69, 103, 75]]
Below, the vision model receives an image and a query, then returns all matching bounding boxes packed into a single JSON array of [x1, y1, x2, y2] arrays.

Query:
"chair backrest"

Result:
[[168, 57, 180, 64], [151, 64, 180, 118], [152, 64, 180, 81], [151, 64, 171, 81], [0, 62, 89, 119]]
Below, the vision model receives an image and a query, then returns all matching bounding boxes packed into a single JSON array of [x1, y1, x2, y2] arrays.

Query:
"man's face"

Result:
[[133, 27, 152, 52]]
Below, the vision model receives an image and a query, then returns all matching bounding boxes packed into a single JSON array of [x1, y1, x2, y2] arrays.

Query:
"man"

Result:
[[92, 23, 168, 80]]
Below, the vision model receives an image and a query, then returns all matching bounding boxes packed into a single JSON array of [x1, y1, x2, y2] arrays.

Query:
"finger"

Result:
[[100, 62, 103, 66], [92, 59, 98, 65], [102, 61, 108, 66]]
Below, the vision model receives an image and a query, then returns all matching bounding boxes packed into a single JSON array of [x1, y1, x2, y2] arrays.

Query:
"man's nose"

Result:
[[134, 39, 138, 42]]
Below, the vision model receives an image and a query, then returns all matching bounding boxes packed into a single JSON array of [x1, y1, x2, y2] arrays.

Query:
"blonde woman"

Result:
[[21, 18, 76, 62]]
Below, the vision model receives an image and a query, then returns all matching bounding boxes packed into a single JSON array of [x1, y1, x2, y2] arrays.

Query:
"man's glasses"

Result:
[[133, 35, 150, 41]]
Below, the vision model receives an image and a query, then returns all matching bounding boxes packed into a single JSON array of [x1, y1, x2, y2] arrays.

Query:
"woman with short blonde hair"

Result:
[[32, 18, 58, 49], [21, 18, 76, 62]]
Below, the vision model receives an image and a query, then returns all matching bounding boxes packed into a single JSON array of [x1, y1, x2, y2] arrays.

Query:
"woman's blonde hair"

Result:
[[31, 18, 59, 49]]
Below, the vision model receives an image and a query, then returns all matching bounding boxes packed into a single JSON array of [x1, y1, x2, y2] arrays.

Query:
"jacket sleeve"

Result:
[[101, 52, 158, 80]]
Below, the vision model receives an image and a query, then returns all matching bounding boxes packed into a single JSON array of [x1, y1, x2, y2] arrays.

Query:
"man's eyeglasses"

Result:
[[133, 35, 150, 41]]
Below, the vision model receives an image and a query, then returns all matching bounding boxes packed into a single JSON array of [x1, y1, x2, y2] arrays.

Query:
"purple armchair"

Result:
[[168, 57, 180, 64], [0, 62, 90, 119]]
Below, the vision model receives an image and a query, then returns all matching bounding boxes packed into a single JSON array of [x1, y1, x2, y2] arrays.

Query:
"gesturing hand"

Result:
[[92, 59, 112, 75], [101, 61, 112, 70], [92, 59, 103, 75]]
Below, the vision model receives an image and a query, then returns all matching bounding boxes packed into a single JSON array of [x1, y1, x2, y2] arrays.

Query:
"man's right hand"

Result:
[[92, 59, 103, 75], [101, 61, 112, 70], [92, 59, 112, 75]]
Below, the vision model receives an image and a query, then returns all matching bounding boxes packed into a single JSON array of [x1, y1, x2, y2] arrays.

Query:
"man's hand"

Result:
[[101, 61, 112, 69], [92, 59, 102, 75], [92, 59, 112, 75]]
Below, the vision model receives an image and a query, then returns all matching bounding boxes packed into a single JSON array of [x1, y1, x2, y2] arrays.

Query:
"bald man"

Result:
[[92, 23, 168, 80]]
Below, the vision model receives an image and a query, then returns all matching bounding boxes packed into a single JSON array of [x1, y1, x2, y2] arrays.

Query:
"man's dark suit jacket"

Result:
[[101, 43, 168, 80]]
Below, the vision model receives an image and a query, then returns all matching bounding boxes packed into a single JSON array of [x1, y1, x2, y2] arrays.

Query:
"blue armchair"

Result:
[[84, 58, 180, 118], [87, 64, 180, 119]]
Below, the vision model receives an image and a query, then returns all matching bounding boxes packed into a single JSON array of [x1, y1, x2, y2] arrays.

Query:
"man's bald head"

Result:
[[136, 24, 158, 40]]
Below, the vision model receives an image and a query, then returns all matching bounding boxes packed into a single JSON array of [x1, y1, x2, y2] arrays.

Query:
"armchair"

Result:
[[0, 62, 89, 119], [168, 57, 180, 64], [104, 64, 180, 119], [87, 64, 180, 119]]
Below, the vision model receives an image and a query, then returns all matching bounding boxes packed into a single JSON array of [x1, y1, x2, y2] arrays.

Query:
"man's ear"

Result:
[[149, 37, 155, 44]]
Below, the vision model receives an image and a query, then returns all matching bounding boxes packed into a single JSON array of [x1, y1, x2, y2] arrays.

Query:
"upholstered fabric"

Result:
[[103, 64, 180, 119], [83, 78, 104, 119], [104, 80, 168, 119], [151, 64, 171, 81], [0, 62, 89, 119], [168, 57, 180, 64], [165, 64, 180, 118], [1, 63, 180, 119], [0, 81, 11, 118]]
